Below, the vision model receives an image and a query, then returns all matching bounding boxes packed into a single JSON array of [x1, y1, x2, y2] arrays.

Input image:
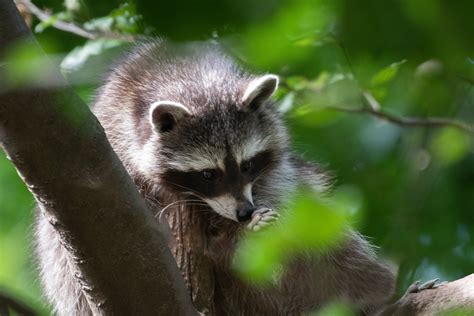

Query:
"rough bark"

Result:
[[0, 1, 196, 315], [382, 274, 474, 315]]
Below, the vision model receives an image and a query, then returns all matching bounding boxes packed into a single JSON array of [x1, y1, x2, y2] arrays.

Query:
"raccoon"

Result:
[[35, 40, 395, 315]]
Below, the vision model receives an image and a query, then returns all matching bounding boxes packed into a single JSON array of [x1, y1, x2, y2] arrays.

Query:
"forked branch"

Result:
[[17, 0, 136, 41]]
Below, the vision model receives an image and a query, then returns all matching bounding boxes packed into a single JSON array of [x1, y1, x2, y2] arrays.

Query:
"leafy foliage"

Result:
[[1, 0, 474, 313], [234, 189, 351, 285]]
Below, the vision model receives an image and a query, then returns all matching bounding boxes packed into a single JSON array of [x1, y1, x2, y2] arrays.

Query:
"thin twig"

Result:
[[326, 104, 474, 134], [317, 36, 473, 135], [18, 0, 136, 41]]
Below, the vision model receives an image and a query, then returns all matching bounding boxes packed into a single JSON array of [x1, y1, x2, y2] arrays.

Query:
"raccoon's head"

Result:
[[147, 74, 289, 222]]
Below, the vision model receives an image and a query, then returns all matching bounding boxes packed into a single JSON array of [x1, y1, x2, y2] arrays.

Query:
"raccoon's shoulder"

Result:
[[289, 154, 333, 194]]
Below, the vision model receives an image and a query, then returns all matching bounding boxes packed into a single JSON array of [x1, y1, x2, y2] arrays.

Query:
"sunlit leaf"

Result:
[[277, 91, 295, 113], [311, 71, 330, 90], [363, 91, 380, 111], [34, 15, 58, 33], [327, 72, 353, 85], [110, 2, 142, 34], [233, 233, 286, 284], [370, 60, 406, 87], [286, 76, 309, 91], [440, 308, 474, 316], [34, 11, 73, 34], [369, 86, 387, 102], [64, 0, 82, 12], [61, 39, 124, 73], [83, 3, 143, 34], [283, 192, 347, 249], [233, 189, 350, 285], [430, 128, 471, 166], [84, 16, 114, 33]]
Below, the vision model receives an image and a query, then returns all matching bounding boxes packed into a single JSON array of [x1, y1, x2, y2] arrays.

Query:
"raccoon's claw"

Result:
[[406, 278, 447, 294], [247, 208, 279, 231]]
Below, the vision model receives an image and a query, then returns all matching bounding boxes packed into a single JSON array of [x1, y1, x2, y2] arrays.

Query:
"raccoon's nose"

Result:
[[237, 201, 255, 222]]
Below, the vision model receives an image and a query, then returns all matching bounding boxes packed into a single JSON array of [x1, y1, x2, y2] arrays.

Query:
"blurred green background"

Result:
[[1, 0, 473, 314]]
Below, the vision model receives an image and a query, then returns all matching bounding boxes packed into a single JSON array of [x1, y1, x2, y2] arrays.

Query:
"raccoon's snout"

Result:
[[237, 201, 255, 222]]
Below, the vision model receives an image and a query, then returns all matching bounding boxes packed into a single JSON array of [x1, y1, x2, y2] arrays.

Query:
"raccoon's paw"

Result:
[[406, 278, 447, 294], [246, 208, 279, 231]]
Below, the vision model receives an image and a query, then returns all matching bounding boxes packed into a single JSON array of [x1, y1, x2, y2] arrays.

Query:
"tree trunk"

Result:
[[0, 1, 196, 315]]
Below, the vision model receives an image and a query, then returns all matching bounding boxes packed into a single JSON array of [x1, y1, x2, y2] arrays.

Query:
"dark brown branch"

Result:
[[0, 1, 195, 315], [325, 104, 474, 134], [17, 0, 136, 41]]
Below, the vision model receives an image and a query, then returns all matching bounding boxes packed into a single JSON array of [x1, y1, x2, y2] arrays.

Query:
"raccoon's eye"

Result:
[[241, 160, 253, 173], [202, 169, 216, 181]]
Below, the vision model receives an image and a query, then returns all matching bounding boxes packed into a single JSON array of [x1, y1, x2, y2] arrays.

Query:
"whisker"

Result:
[[161, 180, 208, 200], [161, 180, 233, 215], [155, 199, 208, 220], [157, 203, 210, 220]]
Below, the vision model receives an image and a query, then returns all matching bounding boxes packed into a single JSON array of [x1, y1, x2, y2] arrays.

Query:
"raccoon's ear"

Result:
[[241, 74, 279, 110], [149, 101, 191, 133]]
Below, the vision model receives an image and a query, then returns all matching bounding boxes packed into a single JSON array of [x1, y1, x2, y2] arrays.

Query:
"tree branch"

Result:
[[0, 1, 195, 314], [324, 104, 474, 134], [322, 36, 474, 135], [382, 274, 474, 315], [17, 0, 136, 41]]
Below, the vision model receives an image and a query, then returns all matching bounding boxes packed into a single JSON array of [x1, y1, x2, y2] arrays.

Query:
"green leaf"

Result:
[[327, 72, 353, 85], [363, 91, 381, 111], [84, 16, 114, 33], [370, 60, 406, 87], [233, 234, 286, 285], [311, 71, 330, 90], [64, 0, 82, 12], [233, 189, 350, 285], [83, 3, 143, 34], [34, 15, 59, 33], [286, 76, 308, 91], [440, 308, 474, 316], [61, 39, 124, 73], [34, 11, 72, 33], [282, 192, 347, 249], [110, 2, 143, 34], [277, 91, 295, 113], [430, 127, 471, 166]]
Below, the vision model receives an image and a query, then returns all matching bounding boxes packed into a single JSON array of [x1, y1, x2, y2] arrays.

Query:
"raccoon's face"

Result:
[[149, 75, 287, 222]]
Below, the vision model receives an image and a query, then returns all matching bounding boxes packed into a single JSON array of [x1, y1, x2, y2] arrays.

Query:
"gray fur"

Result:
[[35, 40, 395, 315], [35, 207, 92, 316]]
